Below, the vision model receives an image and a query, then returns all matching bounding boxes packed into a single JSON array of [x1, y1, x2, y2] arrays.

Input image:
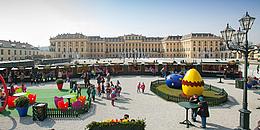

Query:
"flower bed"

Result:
[[86, 119, 145, 130]]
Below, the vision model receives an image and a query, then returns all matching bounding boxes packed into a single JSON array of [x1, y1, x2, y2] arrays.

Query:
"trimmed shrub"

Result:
[[56, 79, 64, 84], [15, 96, 30, 108], [86, 119, 145, 130]]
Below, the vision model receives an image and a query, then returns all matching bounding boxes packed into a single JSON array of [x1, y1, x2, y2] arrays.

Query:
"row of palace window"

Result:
[[192, 47, 219, 52], [54, 41, 219, 48], [166, 41, 219, 46], [57, 47, 161, 53], [0, 49, 38, 55], [54, 42, 161, 47]]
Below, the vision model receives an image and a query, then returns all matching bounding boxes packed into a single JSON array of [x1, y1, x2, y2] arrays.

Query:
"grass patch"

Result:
[[0, 88, 88, 117], [156, 84, 224, 99]]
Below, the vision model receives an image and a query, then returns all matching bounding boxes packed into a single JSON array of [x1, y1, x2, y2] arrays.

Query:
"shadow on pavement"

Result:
[[3, 115, 17, 130], [34, 118, 55, 128], [19, 116, 34, 125], [116, 97, 132, 104], [114, 105, 128, 110], [143, 92, 155, 96], [93, 100, 106, 106], [205, 122, 234, 130], [211, 95, 239, 109], [80, 104, 96, 120], [122, 92, 130, 95]]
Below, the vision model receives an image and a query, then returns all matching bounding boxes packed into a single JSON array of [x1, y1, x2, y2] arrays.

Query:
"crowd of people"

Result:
[[81, 70, 122, 107]]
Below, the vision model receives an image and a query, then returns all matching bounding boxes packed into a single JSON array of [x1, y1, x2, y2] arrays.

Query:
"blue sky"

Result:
[[0, 0, 259, 46]]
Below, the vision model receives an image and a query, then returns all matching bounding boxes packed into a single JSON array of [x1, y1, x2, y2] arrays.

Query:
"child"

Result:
[[21, 83, 27, 92], [197, 96, 209, 128], [106, 83, 111, 99], [117, 85, 122, 97], [141, 82, 145, 93], [77, 84, 81, 98], [97, 84, 101, 97], [189, 94, 199, 122], [70, 83, 77, 93], [111, 88, 117, 106], [137, 82, 141, 93]]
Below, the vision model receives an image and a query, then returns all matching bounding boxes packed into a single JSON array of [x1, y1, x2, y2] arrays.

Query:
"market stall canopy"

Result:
[[0, 68, 6, 71], [11, 67, 18, 71], [25, 67, 32, 70]]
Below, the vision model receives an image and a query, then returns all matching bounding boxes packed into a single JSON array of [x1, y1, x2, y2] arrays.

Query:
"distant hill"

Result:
[[39, 46, 49, 51]]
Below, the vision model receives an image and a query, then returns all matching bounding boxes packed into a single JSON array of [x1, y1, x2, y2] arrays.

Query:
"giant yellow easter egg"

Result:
[[182, 69, 204, 96]]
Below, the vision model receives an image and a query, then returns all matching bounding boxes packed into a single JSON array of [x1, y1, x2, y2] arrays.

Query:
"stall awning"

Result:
[[50, 66, 57, 69], [11, 67, 18, 70], [25, 67, 32, 70], [0, 68, 6, 71]]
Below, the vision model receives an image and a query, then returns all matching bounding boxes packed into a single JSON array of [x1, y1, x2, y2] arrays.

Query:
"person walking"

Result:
[[19, 72, 25, 84], [91, 86, 96, 102], [86, 86, 91, 100], [189, 94, 199, 122], [97, 84, 101, 97], [8, 73, 13, 86], [101, 76, 105, 94], [106, 83, 111, 99], [106, 73, 111, 83], [65, 71, 70, 83], [141, 82, 145, 93], [197, 96, 209, 128], [111, 88, 117, 106], [84, 71, 90, 88], [137, 82, 141, 93]]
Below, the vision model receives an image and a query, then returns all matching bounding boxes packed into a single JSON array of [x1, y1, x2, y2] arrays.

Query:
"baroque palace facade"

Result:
[[49, 33, 240, 59]]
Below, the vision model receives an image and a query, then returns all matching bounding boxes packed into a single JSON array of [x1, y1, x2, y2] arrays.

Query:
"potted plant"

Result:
[[56, 79, 64, 90], [15, 96, 30, 117]]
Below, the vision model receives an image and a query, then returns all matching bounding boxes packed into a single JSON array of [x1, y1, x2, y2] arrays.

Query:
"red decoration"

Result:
[[28, 94, 36, 105], [0, 75, 8, 112], [182, 80, 204, 87], [58, 100, 68, 112], [7, 96, 17, 108]]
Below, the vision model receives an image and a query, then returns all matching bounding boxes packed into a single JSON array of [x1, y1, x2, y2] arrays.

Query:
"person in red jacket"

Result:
[[141, 82, 145, 93]]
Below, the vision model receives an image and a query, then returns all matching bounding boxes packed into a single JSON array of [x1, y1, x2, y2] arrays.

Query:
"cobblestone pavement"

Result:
[[0, 75, 260, 130]]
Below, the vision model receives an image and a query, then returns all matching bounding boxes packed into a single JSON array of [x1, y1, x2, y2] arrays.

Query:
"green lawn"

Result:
[[157, 84, 224, 99], [0, 88, 88, 117]]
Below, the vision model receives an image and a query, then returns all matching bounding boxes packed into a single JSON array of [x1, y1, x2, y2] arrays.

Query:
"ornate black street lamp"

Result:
[[221, 12, 257, 130]]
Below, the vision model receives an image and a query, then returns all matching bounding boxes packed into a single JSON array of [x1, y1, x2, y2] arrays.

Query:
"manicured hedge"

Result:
[[86, 119, 145, 130]]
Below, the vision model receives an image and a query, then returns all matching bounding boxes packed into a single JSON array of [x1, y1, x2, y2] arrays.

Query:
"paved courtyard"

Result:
[[0, 75, 260, 130]]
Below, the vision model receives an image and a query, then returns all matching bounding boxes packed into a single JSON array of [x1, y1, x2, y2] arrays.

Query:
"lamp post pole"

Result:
[[239, 30, 251, 130], [221, 12, 256, 130]]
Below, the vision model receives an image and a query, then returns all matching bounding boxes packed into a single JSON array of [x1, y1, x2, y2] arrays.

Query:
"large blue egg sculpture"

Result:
[[165, 74, 184, 89]]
